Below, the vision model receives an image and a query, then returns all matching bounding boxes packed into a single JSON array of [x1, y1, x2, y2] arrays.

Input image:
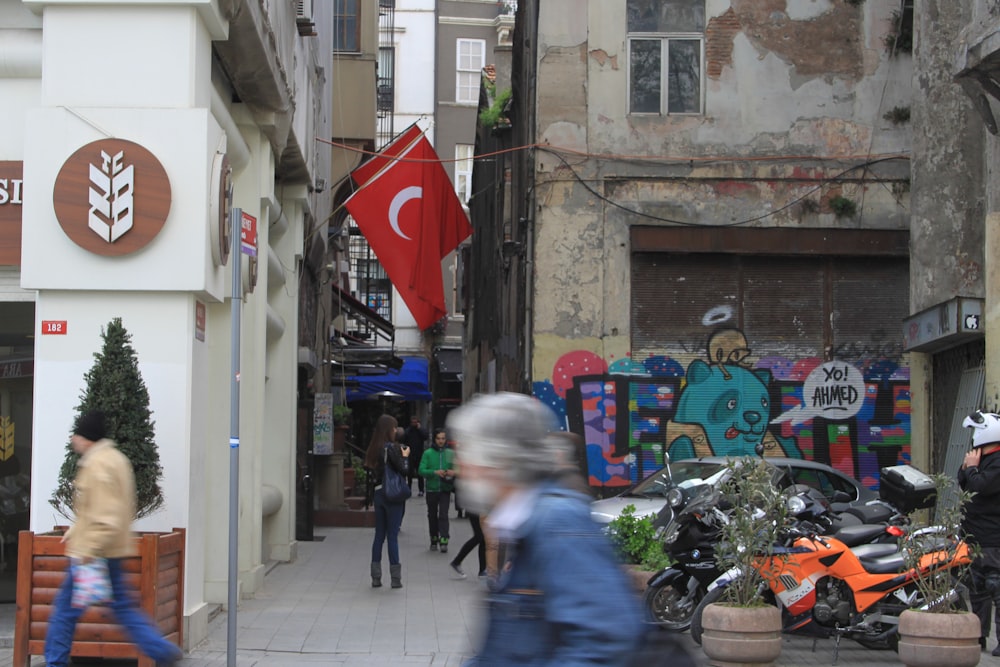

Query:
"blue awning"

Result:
[[346, 356, 431, 402]]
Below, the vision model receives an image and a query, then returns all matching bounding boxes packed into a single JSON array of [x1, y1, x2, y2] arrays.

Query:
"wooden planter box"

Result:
[[13, 527, 185, 667]]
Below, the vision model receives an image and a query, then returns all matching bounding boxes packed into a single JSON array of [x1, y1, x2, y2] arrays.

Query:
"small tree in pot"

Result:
[[16, 318, 180, 667], [692, 456, 790, 665], [896, 473, 979, 667], [50, 317, 164, 520]]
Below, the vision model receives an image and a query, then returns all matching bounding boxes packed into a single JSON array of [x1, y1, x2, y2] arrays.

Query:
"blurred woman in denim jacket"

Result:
[[448, 393, 641, 666]]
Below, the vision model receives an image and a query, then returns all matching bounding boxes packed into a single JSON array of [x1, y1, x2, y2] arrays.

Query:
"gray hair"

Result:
[[447, 392, 563, 483]]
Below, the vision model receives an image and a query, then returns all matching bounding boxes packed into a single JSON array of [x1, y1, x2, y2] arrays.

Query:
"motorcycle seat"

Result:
[[858, 551, 906, 574], [841, 502, 896, 524], [850, 542, 898, 559], [835, 524, 891, 547]]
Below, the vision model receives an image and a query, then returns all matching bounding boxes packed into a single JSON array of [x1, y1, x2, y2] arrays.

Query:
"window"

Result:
[[378, 47, 395, 112], [454, 144, 474, 203], [627, 0, 705, 115], [334, 0, 360, 53], [456, 39, 485, 104]]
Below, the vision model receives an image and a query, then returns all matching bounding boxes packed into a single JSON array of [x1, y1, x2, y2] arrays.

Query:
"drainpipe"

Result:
[[210, 84, 251, 172]]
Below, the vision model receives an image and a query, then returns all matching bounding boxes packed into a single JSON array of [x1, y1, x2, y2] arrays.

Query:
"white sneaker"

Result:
[[450, 561, 466, 579]]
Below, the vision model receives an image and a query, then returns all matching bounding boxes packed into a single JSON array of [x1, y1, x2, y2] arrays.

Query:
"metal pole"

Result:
[[228, 207, 242, 667]]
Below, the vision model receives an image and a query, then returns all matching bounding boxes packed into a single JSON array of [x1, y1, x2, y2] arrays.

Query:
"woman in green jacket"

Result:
[[419, 428, 455, 552]]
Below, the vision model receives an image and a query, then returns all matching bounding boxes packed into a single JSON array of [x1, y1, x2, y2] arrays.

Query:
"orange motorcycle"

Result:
[[690, 521, 972, 651]]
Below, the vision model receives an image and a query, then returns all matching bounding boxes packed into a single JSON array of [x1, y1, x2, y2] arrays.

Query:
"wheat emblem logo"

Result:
[[0, 416, 13, 462], [88, 150, 135, 243]]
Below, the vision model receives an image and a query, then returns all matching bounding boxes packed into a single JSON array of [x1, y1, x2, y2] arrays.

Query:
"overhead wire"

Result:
[[317, 134, 909, 228]]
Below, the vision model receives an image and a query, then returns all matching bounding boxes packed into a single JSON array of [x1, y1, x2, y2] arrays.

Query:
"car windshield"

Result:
[[627, 461, 726, 497]]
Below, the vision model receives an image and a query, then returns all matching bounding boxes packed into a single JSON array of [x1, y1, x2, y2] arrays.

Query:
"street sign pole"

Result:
[[227, 207, 243, 667]]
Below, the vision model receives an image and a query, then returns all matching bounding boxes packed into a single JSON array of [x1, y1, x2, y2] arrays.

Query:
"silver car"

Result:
[[590, 456, 879, 526]]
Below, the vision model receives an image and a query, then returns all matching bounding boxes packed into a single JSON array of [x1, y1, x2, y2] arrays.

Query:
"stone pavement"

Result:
[[0, 494, 996, 666]]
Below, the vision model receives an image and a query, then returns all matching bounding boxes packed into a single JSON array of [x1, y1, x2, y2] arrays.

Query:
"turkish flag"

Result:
[[346, 130, 472, 330]]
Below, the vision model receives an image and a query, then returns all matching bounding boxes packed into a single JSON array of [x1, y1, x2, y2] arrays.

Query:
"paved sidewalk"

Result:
[[1, 494, 998, 666]]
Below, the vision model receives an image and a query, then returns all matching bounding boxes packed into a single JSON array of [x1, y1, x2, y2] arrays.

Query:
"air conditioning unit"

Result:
[[296, 0, 317, 36]]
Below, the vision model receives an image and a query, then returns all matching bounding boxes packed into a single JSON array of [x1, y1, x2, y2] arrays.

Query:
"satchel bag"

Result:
[[383, 446, 412, 503]]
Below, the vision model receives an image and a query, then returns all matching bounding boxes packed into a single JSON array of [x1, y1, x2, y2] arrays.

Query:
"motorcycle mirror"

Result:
[[754, 443, 765, 457], [664, 451, 673, 485]]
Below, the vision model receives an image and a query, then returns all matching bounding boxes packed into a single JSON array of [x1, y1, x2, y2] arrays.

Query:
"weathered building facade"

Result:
[[468, 0, 917, 495], [904, 0, 988, 478]]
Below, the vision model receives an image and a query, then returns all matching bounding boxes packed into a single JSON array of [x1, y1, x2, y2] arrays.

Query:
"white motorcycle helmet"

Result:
[[963, 410, 1000, 448]]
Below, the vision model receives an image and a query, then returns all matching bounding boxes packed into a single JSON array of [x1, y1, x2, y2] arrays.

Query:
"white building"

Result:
[[0, 0, 344, 649]]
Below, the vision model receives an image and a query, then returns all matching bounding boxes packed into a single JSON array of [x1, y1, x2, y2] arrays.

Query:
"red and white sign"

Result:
[[41, 320, 68, 335], [240, 212, 257, 256]]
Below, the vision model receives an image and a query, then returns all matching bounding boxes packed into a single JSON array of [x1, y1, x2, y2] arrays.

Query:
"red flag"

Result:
[[345, 132, 472, 330], [352, 125, 422, 187]]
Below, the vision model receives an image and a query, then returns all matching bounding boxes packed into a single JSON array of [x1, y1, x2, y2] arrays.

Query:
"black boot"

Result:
[[370, 562, 382, 588], [390, 563, 403, 588]]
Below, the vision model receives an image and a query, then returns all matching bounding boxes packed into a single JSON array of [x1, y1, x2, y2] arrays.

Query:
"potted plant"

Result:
[[695, 456, 788, 666], [14, 318, 183, 667], [332, 404, 352, 452], [896, 473, 980, 667], [607, 504, 671, 591], [352, 456, 368, 496]]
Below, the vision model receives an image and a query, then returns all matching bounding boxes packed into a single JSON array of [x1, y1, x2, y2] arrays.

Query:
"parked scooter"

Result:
[[688, 513, 972, 650], [643, 478, 903, 631]]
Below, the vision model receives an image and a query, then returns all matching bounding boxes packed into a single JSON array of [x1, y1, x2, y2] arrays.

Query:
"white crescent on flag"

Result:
[[388, 186, 422, 240]]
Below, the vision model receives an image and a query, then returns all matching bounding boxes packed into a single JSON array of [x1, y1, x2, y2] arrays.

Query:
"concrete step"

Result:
[[345, 496, 367, 510]]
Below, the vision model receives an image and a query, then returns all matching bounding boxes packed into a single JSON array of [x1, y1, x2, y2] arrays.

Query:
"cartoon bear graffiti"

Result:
[[665, 359, 802, 460]]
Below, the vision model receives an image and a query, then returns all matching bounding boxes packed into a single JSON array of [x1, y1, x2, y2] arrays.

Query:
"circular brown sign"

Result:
[[53, 138, 171, 256]]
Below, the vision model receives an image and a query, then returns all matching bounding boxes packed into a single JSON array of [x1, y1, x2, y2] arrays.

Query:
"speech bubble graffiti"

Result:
[[772, 361, 866, 426]]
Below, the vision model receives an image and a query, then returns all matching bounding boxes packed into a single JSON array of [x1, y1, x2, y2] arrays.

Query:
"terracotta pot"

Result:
[[701, 602, 781, 667], [897, 609, 981, 667], [14, 528, 185, 667], [623, 564, 654, 593]]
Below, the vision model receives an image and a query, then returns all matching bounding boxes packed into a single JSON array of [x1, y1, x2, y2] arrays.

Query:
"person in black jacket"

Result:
[[959, 410, 1000, 654], [366, 414, 410, 588], [404, 416, 428, 496]]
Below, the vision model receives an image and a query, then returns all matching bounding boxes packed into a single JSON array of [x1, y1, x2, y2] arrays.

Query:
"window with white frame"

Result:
[[456, 39, 486, 104], [627, 0, 705, 115], [454, 144, 474, 203]]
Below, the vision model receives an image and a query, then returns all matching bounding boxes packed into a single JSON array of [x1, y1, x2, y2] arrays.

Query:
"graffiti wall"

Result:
[[532, 328, 910, 494]]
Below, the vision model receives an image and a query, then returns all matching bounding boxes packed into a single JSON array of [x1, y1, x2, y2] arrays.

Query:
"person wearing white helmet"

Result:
[[447, 392, 641, 666], [960, 410, 1000, 654]]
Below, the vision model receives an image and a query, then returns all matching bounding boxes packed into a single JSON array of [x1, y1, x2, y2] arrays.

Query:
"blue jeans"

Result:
[[371, 488, 405, 564], [44, 557, 181, 667]]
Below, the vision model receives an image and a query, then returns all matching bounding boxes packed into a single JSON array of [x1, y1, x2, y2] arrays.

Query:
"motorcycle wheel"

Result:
[[689, 586, 727, 645], [643, 579, 703, 631]]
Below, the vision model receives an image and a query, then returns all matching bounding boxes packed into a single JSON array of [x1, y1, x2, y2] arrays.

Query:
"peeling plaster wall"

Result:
[[532, 0, 913, 390], [911, 0, 985, 312]]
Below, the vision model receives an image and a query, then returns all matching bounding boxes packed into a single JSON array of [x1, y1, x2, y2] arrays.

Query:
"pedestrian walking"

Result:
[[367, 414, 410, 588], [404, 415, 427, 496], [447, 392, 641, 665], [449, 512, 487, 579], [419, 428, 455, 553], [44, 410, 182, 667]]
